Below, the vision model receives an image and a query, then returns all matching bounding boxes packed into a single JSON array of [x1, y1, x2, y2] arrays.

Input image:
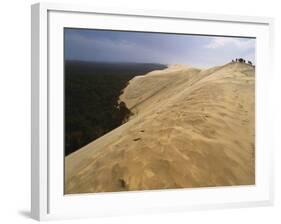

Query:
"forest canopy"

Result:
[[65, 61, 167, 156]]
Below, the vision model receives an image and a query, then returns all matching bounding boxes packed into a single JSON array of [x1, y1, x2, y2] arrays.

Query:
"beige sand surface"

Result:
[[65, 62, 255, 194]]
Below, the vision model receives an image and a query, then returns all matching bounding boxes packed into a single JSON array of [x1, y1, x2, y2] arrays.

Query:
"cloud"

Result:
[[65, 31, 136, 51], [65, 30, 172, 63], [65, 29, 256, 67], [205, 37, 255, 50]]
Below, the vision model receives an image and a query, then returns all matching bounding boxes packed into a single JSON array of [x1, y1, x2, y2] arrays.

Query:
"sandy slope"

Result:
[[65, 62, 255, 194]]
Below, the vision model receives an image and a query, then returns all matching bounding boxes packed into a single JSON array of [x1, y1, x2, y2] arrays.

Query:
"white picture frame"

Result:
[[31, 2, 274, 221]]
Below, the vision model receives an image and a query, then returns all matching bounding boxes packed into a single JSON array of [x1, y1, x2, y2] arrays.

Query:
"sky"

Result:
[[64, 28, 255, 68]]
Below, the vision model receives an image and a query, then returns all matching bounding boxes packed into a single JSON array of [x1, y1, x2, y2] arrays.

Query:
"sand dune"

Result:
[[65, 62, 255, 194]]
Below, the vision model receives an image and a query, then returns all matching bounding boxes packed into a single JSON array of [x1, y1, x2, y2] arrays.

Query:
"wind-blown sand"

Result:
[[65, 62, 255, 194]]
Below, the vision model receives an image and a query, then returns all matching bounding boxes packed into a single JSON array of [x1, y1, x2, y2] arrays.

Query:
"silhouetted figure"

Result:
[[248, 60, 252, 65], [238, 58, 244, 63]]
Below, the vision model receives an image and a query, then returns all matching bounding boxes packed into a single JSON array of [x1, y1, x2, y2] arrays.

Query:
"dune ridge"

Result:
[[65, 62, 255, 194]]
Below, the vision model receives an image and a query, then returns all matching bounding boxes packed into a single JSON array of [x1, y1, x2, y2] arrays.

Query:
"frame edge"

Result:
[[31, 2, 49, 221], [31, 3, 40, 221]]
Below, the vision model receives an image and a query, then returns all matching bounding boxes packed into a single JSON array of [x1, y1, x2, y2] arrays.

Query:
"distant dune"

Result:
[[65, 62, 255, 194]]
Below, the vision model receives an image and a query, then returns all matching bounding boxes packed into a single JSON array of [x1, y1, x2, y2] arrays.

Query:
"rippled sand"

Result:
[[65, 62, 255, 194]]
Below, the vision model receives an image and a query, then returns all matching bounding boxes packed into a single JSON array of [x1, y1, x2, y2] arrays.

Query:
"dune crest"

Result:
[[65, 62, 255, 194]]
